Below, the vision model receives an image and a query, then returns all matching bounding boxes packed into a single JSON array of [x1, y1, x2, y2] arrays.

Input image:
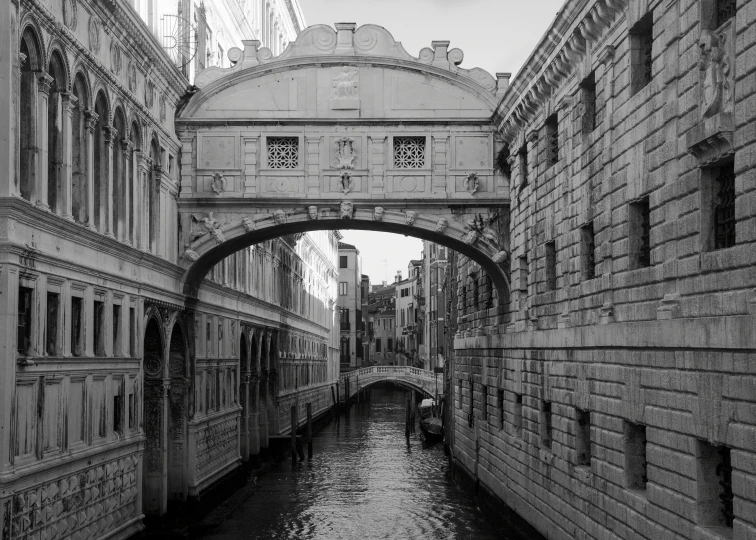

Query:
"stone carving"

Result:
[[242, 217, 256, 231], [334, 137, 357, 169], [331, 68, 359, 109], [110, 42, 122, 74], [373, 207, 385, 221], [492, 250, 509, 264], [273, 210, 287, 225], [196, 419, 238, 479], [183, 248, 199, 261], [159, 94, 167, 121], [435, 218, 448, 233], [128, 61, 137, 92], [144, 355, 162, 377], [307, 206, 319, 220], [464, 213, 499, 247], [405, 211, 417, 226], [466, 172, 480, 194], [210, 172, 227, 194], [339, 171, 354, 194], [88, 16, 101, 53], [698, 27, 733, 118], [63, 0, 78, 30], [340, 201, 354, 220], [145, 79, 154, 108]]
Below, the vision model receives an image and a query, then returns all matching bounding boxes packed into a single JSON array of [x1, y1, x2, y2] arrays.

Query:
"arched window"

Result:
[[93, 91, 108, 233], [148, 138, 160, 253], [71, 73, 88, 224], [112, 108, 126, 241], [129, 122, 141, 246], [47, 51, 67, 214], [19, 28, 43, 202]]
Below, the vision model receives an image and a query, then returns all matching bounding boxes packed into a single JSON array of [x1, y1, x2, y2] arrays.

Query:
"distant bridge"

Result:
[[338, 366, 439, 401]]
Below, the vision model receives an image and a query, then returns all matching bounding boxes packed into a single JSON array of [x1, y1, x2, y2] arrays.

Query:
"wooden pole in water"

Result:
[[306, 403, 313, 460], [405, 392, 411, 440], [331, 385, 337, 416], [291, 406, 297, 466]]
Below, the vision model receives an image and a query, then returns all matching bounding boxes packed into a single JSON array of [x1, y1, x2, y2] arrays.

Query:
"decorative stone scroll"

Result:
[[63, 0, 78, 30], [331, 68, 360, 110], [339, 171, 354, 194], [186, 212, 222, 245]]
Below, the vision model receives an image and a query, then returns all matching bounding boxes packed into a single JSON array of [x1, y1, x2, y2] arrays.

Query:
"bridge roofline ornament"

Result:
[[190, 23, 501, 103]]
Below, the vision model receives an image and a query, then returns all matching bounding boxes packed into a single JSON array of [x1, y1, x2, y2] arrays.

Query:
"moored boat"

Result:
[[418, 398, 444, 442]]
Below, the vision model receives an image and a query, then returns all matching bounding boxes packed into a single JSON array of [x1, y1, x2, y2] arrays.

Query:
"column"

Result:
[[35, 73, 53, 210], [60, 92, 77, 220], [121, 140, 133, 245], [139, 155, 152, 251], [152, 164, 163, 254], [103, 125, 117, 238], [239, 370, 251, 461], [84, 110, 98, 230]]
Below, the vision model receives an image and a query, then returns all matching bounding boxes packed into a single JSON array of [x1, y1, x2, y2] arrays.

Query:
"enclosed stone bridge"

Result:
[[176, 23, 512, 317], [339, 366, 438, 401]]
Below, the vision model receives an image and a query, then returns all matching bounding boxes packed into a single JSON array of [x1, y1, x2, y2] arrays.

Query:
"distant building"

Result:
[[337, 243, 363, 369], [422, 241, 451, 371], [394, 271, 418, 366], [367, 283, 397, 365]]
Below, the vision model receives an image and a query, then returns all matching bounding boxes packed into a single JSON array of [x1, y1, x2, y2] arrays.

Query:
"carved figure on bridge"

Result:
[[339, 171, 354, 194], [373, 207, 385, 221], [435, 218, 448, 233], [405, 211, 417, 226], [464, 213, 499, 247], [186, 212, 222, 246], [334, 137, 357, 169], [242, 217, 256, 232], [340, 201, 354, 220], [466, 172, 480, 194], [698, 28, 733, 118], [307, 206, 319, 220], [331, 68, 359, 100], [273, 210, 287, 225], [211, 172, 228, 194]]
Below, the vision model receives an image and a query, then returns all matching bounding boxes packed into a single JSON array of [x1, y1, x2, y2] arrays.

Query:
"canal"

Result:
[[196, 385, 542, 540]]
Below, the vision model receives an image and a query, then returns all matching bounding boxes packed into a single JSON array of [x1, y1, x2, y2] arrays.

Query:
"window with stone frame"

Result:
[[481, 385, 488, 421], [393, 136, 426, 168], [629, 197, 651, 269], [540, 400, 553, 449], [545, 241, 557, 291], [703, 0, 737, 29], [518, 144, 529, 187], [575, 409, 592, 466], [17, 286, 33, 355], [624, 421, 648, 490], [580, 71, 597, 134], [630, 11, 654, 95], [71, 296, 83, 356], [696, 440, 734, 528], [93, 300, 105, 356], [545, 114, 559, 166], [701, 161, 736, 251], [581, 222, 597, 280], [514, 394, 523, 437], [267, 136, 299, 169], [46, 292, 60, 356]]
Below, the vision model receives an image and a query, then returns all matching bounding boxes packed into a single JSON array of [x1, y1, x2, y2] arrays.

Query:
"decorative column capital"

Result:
[[37, 73, 54, 95], [84, 109, 99, 132], [102, 125, 118, 145], [120, 138, 133, 155], [60, 92, 78, 114], [19, 52, 27, 68]]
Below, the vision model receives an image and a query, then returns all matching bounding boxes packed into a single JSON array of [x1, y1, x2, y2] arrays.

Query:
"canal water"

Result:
[[198, 386, 540, 540]]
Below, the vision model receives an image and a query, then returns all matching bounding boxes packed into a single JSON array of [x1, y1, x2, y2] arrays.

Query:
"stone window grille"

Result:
[[267, 136, 299, 169], [714, 163, 736, 249], [581, 222, 597, 280], [716, 0, 737, 27], [630, 12, 654, 95], [46, 292, 60, 356], [540, 400, 552, 449], [624, 421, 648, 490], [393, 136, 426, 168], [17, 286, 33, 355], [576, 409, 592, 466], [580, 71, 597, 134], [629, 197, 651, 268], [545, 114, 559, 166], [518, 144, 529, 186], [545, 241, 557, 291], [696, 440, 734, 528]]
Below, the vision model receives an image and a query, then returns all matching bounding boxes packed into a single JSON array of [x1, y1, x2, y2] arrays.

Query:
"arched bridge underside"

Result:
[[176, 22, 512, 312], [339, 366, 438, 400]]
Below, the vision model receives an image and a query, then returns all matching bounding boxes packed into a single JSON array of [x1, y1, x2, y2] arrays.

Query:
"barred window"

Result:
[[630, 12, 653, 95], [394, 136, 425, 168], [717, 0, 736, 27], [714, 163, 736, 249], [267, 137, 299, 169], [629, 197, 651, 269], [581, 222, 597, 280], [545, 114, 559, 166]]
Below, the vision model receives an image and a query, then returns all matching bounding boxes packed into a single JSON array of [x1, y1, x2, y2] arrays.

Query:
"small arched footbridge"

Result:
[[339, 366, 439, 401]]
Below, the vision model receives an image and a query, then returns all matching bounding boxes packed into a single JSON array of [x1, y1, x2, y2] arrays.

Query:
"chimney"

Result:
[[395, 271, 402, 283]]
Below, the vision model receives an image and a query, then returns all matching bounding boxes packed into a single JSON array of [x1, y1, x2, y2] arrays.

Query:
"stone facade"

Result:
[[336, 242, 363, 369], [450, 1, 756, 539]]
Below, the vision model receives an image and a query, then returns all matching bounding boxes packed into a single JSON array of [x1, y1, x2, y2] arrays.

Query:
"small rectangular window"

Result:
[[714, 162, 736, 250], [545, 241, 557, 291], [518, 144, 529, 186], [629, 197, 651, 269], [458, 379, 463, 409], [716, 0, 736, 27], [580, 71, 597, 134], [339, 282, 348, 296], [481, 385, 488, 421], [267, 136, 299, 169], [46, 292, 60, 356], [71, 297, 83, 356], [112, 304, 121, 356], [696, 439, 734, 528], [375, 338, 381, 352], [540, 401, 552, 449], [129, 307, 136, 358], [387, 338, 393, 352], [128, 392, 136, 430], [497, 389, 505, 429], [340, 256, 348, 269], [514, 394, 523, 437], [545, 114, 559, 166], [581, 222, 597, 280], [576, 409, 592, 466], [624, 421, 648, 490], [93, 300, 105, 356], [393, 136, 426, 169], [630, 12, 654, 95], [518, 256, 528, 293], [17, 286, 33, 355], [113, 394, 123, 434]]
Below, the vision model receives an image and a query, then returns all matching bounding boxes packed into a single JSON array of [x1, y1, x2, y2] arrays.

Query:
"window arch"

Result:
[[148, 137, 161, 253], [112, 107, 126, 241], [46, 50, 68, 214], [129, 121, 142, 246], [93, 91, 109, 233], [19, 27, 43, 202], [71, 72, 89, 224]]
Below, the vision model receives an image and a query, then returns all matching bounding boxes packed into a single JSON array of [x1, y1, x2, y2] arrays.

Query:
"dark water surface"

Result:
[[200, 386, 534, 540]]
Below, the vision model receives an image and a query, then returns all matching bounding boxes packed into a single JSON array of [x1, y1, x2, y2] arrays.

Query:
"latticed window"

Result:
[[717, 0, 737, 27], [394, 136, 425, 168], [630, 197, 651, 268], [267, 137, 299, 169], [714, 163, 736, 249]]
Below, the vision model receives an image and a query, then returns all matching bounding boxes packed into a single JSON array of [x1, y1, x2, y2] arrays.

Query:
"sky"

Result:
[[301, 0, 565, 284]]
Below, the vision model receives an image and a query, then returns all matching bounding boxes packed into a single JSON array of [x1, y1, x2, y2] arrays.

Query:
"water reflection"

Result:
[[200, 386, 531, 540]]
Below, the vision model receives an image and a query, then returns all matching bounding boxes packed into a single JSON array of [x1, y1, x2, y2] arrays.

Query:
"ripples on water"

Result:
[[201, 386, 520, 540]]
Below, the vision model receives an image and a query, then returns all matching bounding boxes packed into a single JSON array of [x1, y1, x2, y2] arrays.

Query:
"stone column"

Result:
[[121, 139, 133, 245], [152, 164, 163, 254], [239, 370, 251, 461], [35, 73, 54, 210], [103, 125, 117, 238], [60, 92, 77, 220], [138, 155, 152, 251], [84, 110, 98, 230]]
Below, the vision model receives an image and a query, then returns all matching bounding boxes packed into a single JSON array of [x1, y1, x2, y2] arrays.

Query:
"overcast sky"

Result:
[[301, 0, 565, 284]]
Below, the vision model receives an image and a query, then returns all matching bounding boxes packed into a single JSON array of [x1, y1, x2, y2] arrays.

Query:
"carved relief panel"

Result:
[[197, 133, 240, 171]]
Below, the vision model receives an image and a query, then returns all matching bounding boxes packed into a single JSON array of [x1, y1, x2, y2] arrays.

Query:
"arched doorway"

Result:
[[142, 318, 165, 515], [168, 323, 188, 503]]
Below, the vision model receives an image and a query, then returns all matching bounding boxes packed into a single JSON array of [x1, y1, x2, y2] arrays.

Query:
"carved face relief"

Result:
[[242, 217, 256, 232], [405, 211, 417, 226], [273, 210, 287, 225], [435, 218, 448, 233], [340, 201, 354, 220], [307, 206, 319, 220], [373, 207, 385, 221], [492, 250, 509, 264]]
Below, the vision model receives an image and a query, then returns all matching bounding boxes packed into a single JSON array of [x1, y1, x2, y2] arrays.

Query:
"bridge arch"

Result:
[[339, 366, 439, 401]]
